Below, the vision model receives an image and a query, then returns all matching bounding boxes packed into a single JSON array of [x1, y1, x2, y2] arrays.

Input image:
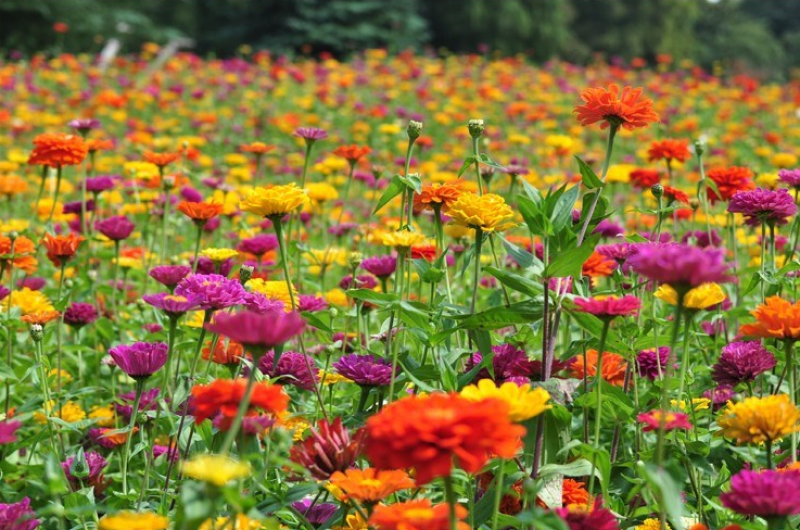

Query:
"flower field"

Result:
[[2, 48, 800, 530]]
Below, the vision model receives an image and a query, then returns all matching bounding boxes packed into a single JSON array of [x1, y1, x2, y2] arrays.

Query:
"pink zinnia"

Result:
[[205, 310, 305, 355], [720, 469, 800, 516], [107, 341, 168, 379], [573, 295, 641, 319], [727, 188, 797, 226], [555, 497, 619, 530], [0, 420, 22, 444], [637, 410, 692, 432], [627, 243, 735, 288]]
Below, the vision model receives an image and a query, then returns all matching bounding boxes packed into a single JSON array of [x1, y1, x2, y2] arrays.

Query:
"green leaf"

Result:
[[498, 234, 534, 269], [477, 153, 506, 170], [453, 300, 543, 330], [637, 463, 686, 530], [518, 195, 546, 235], [575, 156, 603, 189], [373, 175, 406, 214], [484, 266, 542, 298], [550, 185, 580, 234], [346, 289, 398, 305], [456, 155, 477, 177], [302, 312, 333, 333], [545, 235, 599, 278], [567, 310, 629, 353]]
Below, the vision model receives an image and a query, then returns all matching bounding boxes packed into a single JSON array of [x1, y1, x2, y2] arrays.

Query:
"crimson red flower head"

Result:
[[647, 139, 691, 163], [289, 417, 366, 480]]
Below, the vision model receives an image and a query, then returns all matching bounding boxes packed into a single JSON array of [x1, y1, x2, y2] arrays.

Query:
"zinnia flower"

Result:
[[190, 378, 288, 430], [0, 420, 22, 444], [97, 512, 169, 530], [361, 255, 397, 278], [294, 127, 328, 144], [0, 498, 40, 530], [413, 181, 464, 213], [239, 184, 309, 218], [573, 295, 641, 319], [647, 139, 690, 163], [464, 343, 535, 384], [205, 310, 304, 355], [569, 350, 627, 387], [333, 354, 394, 387], [95, 216, 135, 241], [739, 296, 800, 340], [41, 233, 84, 267], [333, 145, 371, 164], [181, 454, 251, 486], [174, 273, 246, 311], [717, 394, 800, 445], [720, 469, 800, 516], [176, 201, 224, 224], [0, 235, 38, 274], [712, 341, 776, 387], [706, 166, 755, 203], [460, 379, 551, 422], [28, 133, 88, 167], [637, 410, 692, 432], [369, 499, 469, 530], [364, 393, 524, 484], [107, 342, 168, 379], [555, 497, 619, 530], [142, 151, 180, 168], [63, 302, 98, 329], [289, 417, 365, 480], [654, 283, 726, 309], [727, 188, 797, 226], [636, 347, 673, 380], [629, 168, 660, 189], [258, 350, 318, 390], [447, 192, 515, 233], [329, 468, 414, 503], [574, 84, 659, 130], [148, 265, 191, 290], [627, 243, 735, 289]]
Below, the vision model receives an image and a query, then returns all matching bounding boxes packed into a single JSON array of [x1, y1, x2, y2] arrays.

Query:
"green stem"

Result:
[[163, 317, 178, 401], [491, 464, 505, 530], [191, 224, 203, 273], [470, 229, 484, 315], [656, 292, 685, 467], [787, 340, 797, 463], [443, 475, 459, 530], [111, 241, 120, 318], [588, 318, 611, 496], [219, 363, 258, 455], [121, 379, 145, 495], [472, 137, 484, 196], [577, 124, 618, 245], [44, 165, 63, 229]]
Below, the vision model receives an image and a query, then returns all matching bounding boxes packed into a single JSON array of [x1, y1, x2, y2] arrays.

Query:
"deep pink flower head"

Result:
[[142, 292, 201, 318], [243, 291, 285, 313], [333, 354, 394, 387], [627, 243, 735, 288], [205, 310, 305, 354], [555, 497, 619, 530], [63, 302, 98, 329], [637, 409, 692, 432], [95, 215, 135, 241], [0, 498, 40, 530], [465, 343, 535, 384], [237, 234, 278, 257], [108, 341, 168, 379], [61, 451, 108, 489], [573, 295, 641, 319], [779, 168, 800, 188], [84, 175, 115, 193], [259, 350, 319, 391], [636, 347, 674, 381], [148, 265, 191, 290], [174, 273, 246, 311], [0, 420, 22, 444], [68, 118, 100, 133], [298, 294, 328, 312], [727, 188, 797, 226], [116, 388, 161, 422], [720, 469, 800, 516], [712, 340, 776, 387], [294, 127, 328, 143], [361, 255, 397, 278]]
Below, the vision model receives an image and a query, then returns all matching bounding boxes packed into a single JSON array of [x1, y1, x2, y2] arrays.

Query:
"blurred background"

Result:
[[2, 0, 799, 78]]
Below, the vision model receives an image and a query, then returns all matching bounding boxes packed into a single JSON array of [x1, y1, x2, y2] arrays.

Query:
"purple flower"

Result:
[[592, 219, 624, 238], [361, 255, 397, 278], [0, 420, 22, 444], [597, 242, 638, 264], [84, 176, 116, 193], [291, 499, 337, 526], [108, 341, 168, 379], [95, 216, 135, 241], [721, 469, 800, 516], [243, 291, 285, 313], [180, 186, 203, 203], [149, 265, 191, 290], [259, 350, 319, 390], [333, 354, 394, 387], [142, 292, 201, 318], [204, 310, 305, 354], [328, 222, 360, 237], [17, 277, 45, 291], [193, 256, 234, 276], [68, 118, 100, 133], [298, 294, 328, 313], [681, 229, 722, 248], [293, 127, 328, 143], [636, 347, 674, 381], [153, 444, 179, 462], [712, 340, 776, 387], [237, 234, 278, 256], [115, 388, 161, 422], [174, 273, 246, 311], [703, 384, 736, 410], [465, 343, 535, 384], [728, 188, 798, 226], [0, 498, 40, 530], [701, 319, 727, 337], [339, 274, 378, 290], [0, 286, 10, 303], [779, 168, 800, 188], [627, 243, 735, 288], [63, 302, 98, 329], [61, 451, 108, 489], [62, 199, 95, 215]]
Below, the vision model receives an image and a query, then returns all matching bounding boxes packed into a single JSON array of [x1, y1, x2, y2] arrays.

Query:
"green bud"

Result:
[[468, 119, 485, 139], [70, 448, 90, 479], [693, 139, 706, 157], [239, 265, 254, 285], [651, 184, 664, 199], [349, 252, 363, 269], [407, 120, 423, 140], [30, 324, 43, 342]]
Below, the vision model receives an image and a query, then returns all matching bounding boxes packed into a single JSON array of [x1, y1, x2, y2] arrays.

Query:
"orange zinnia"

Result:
[[329, 468, 414, 503], [562, 478, 591, 507], [86, 138, 114, 153], [0, 175, 28, 196], [569, 349, 627, 387], [574, 84, 659, 130], [176, 201, 224, 224], [21, 311, 61, 325], [190, 379, 289, 430], [143, 150, 181, 168], [582, 251, 616, 278], [240, 142, 275, 155], [332, 145, 371, 163], [662, 186, 689, 204], [202, 339, 244, 366], [739, 296, 800, 341], [647, 139, 691, 164], [364, 393, 524, 485], [28, 133, 88, 167], [0, 236, 38, 275], [369, 499, 469, 530], [42, 233, 85, 267], [413, 181, 464, 213], [706, 166, 755, 204]]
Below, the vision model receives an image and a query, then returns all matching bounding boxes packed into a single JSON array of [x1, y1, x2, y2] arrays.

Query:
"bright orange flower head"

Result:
[[662, 185, 689, 204], [364, 393, 524, 485], [0, 175, 28, 196], [86, 138, 114, 153], [333, 145, 371, 164], [176, 201, 224, 224], [562, 478, 591, 507], [0, 236, 38, 275], [706, 166, 755, 204], [647, 139, 691, 163], [574, 84, 659, 130], [191, 379, 289, 430], [329, 468, 414, 503], [739, 296, 800, 341], [413, 181, 464, 214], [21, 311, 61, 325], [143, 150, 181, 168], [42, 233, 85, 267], [28, 133, 88, 167], [369, 499, 469, 530], [202, 339, 244, 366], [240, 142, 276, 155], [582, 251, 616, 278], [569, 350, 627, 387]]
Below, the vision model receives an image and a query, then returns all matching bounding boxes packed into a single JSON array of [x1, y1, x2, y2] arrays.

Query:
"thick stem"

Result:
[[44, 165, 63, 229], [470, 230, 484, 315], [443, 475, 460, 530], [219, 364, 258, 455], [472, 137, 484, 196], [491, 464, 505, 530], [191, 224, 203, 273]]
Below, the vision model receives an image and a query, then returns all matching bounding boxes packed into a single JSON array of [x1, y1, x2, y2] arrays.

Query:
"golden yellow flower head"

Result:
[[182, 454, 251, 486], [447, 192, 515, 233], [460, 379, 551, 422], [635, 518, 671, 530], [98, 512, 169, 530], [89, 404, 116, 427], [306, 182, 339, 203], [319, 369, 353, 385], [671, 398, 711, 412], [246, 278, 296, 310], [200, 248, 239, 263], [379, 230, 426, 249], [199, 514, 264, 530], [655, 283, 725, 310], [240, 184, 309, 218], [4, 288, 54, 316], [35, 400, 86, 424], [717, 394, 800, 445]]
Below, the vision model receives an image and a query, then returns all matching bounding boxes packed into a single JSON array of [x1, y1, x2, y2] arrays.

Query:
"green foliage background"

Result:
[[2, 0, 799, 76]]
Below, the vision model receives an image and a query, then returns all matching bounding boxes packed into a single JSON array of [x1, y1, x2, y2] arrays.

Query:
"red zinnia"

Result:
[[629, 168, 660, 189], [176, 201, 224, 224], [706, 166, 756, 204], [574, 84, 659, 131], [191, 378, 288, 430], [143, 151, 181, 168], [647, 139, 691, 163], [333, 145, 371, 164], [662, 185, 689, 204], [369, 499, 469, 530]]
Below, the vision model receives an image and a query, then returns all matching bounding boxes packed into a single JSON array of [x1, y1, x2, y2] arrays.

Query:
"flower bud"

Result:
[[8, 231, 18, 242], [693, 138, 706, 157], [651, 184, 664, 199], [407, 120, 423, 140], [30, 324, 43, 342], [468, 119, 485, 139], [163, 175, 176, 190], [689, 198, 700, 211], [239, 265, 254, 285], [349, 252, 363, 269], [70, 448, 90, 479]]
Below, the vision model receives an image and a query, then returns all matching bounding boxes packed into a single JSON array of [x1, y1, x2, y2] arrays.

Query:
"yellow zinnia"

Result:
[[200, 248, 239, 262], [98, 512, 169, 530], [447, 192, 515, 233], [380, 230, 426, 249], [717, 394, 800, 445], [460, 379, 551, 422], [199, 514, 264, 530], [246, 278, 295, 310], [4, 288, 54, 315], [655, 283, 725, 310], [182, 454, 251, 486], [239, 184, 309, 218]]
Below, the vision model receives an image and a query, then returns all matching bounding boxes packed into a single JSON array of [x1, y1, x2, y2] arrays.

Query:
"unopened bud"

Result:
[[70, 448, 90, 479], [30, 324, 43, 342], [163, 175, 176, 190], [407, 120, 423, 140], [8, 231, 18, 242], [239, 265, 254, 285], [693, 139, 706, 157], [651, 184, 664, 199], [689, 198, 700, 211], [468, 119, 485, 139], [349, 252, 363, 269]]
